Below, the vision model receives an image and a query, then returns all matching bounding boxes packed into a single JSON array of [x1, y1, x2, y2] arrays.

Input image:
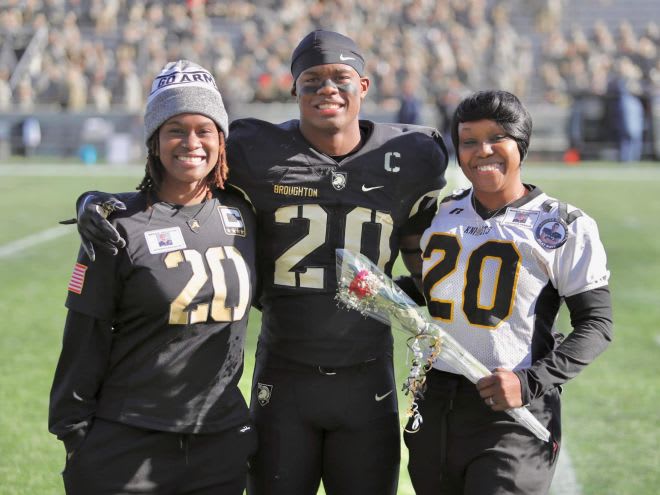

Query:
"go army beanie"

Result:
[[144, 60, 229, 144]]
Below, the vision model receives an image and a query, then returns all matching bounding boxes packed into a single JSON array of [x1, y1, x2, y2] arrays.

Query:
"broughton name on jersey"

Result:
[[273, 185, 319, 197]]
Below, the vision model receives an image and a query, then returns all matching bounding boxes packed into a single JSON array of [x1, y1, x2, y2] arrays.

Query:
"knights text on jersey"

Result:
[[65, 189, 257, 433], [420, 186, 609, 373], [227, 118, 448, 365]]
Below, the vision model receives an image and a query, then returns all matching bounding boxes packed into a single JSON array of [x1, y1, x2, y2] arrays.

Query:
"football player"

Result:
[[405, 90, 613, 495], [72, 30, 448, 495], [49, 60, 257, 495]]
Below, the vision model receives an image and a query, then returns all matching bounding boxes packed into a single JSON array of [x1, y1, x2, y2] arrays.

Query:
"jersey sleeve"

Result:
[[226, 119, 258, 204], [65, 244, 121, 320], [553, 213, 610, 297], [516, 210, 613, 401], [515, 285, 613, 403], [399, 129, 448, 236], [48, 310, 113, 453]]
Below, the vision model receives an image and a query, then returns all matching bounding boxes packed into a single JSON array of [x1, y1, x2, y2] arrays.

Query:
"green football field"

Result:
[[0, 161, 658, 494]]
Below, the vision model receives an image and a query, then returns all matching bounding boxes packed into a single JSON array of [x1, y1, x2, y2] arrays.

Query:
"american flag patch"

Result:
[[67, 263, 88, 294]]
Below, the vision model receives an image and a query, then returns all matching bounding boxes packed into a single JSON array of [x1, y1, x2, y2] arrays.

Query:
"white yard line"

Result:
[[0, 225, 72, 258], [550, 444, 582, 495]]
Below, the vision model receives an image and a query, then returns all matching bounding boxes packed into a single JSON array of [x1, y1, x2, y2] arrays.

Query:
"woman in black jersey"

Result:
[[49, 60, 257, 495]]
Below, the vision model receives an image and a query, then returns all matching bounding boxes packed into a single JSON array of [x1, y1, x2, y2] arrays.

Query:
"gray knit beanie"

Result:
[[144, 60, 228, 144]]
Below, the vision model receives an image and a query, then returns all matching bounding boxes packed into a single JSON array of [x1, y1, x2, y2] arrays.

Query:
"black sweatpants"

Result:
[[247, 354, 400, 495], [404, 369, 561, 495], [62, 418, 257, 495]]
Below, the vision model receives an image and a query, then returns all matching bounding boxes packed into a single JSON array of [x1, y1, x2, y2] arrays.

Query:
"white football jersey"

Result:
[[420, 186, 609, 373]]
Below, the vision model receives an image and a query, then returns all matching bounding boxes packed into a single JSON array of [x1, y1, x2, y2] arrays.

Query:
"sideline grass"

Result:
[[0, 162, 658, 494]]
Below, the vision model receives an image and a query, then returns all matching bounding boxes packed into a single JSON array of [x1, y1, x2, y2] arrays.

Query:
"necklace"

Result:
[[177, 200, 211, 233], [471, 189, 526, 219]]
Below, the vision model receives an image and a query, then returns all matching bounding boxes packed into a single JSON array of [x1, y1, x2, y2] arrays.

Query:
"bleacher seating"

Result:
[[0, 0, 657, 160]]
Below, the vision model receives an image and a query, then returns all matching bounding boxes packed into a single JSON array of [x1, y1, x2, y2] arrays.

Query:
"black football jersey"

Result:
[[227, 118, 448, 366], [65, 187, 257, 433]]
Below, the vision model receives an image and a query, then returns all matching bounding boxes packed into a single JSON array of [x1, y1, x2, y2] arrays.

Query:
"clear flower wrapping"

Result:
[[335, 248, 550, 442]]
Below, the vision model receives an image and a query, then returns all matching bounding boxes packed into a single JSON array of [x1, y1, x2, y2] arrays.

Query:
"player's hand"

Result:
[[76, 192, 126, 261], [476, 368, 523, 411]]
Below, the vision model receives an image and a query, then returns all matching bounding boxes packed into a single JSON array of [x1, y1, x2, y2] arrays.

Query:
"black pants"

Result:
[[247, 354, 400, 495], [404, 369, 561, 495], [63, 418, 257, 495]]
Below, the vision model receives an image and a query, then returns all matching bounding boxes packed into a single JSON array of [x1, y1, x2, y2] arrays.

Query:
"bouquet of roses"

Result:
[[335, 248, 550, 442]]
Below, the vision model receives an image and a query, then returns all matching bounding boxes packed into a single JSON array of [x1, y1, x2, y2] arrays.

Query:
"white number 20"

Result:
[[274, 204, 393, 288]]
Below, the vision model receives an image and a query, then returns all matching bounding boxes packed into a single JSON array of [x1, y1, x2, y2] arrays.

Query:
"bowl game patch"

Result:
[[535, 218, 568, 249]]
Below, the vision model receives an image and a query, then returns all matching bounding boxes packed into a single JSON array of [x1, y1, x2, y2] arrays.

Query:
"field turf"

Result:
[[0, 162, 657, 494]]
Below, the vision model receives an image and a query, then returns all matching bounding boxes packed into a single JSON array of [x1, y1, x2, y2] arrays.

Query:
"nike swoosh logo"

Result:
[[375, 390, 393, 402], [362, 185, 384, 192], [340, 54, 356, 61]]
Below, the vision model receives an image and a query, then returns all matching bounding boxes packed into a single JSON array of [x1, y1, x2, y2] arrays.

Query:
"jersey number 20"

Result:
[[165, 246, 250, 325], [273, 204, 393, 288], [423, 233, 521, 328]]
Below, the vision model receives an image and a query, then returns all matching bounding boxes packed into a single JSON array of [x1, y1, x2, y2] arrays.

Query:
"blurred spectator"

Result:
[[15, 77, 35, 111], [396, 77, 422, 125], [21, 116, 41, 157], [89, 69, 111, 111], [607, 76, 645, 162], [111, 59, 142, 111], [65, 63, 88, 111], [0, 0, 655, 130], [0, 67, 12, 110]]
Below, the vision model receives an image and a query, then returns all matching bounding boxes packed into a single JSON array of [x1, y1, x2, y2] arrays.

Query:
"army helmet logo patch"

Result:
[[257, 382, 273, 406], [535, 218, 568, 249], [331, 171, 347, 191]]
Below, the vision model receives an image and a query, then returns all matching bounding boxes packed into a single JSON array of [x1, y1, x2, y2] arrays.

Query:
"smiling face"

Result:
[[457, 119, 525, 209], [294, 63, 369, 140], [157, 113, 220, 202]]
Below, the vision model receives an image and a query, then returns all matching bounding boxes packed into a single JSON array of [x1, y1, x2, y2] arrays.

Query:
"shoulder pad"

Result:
[[540, 199, 583, 225], [440, 188, 470, 204], [222, 184, 256, 213], [378, 121, 440, 137]]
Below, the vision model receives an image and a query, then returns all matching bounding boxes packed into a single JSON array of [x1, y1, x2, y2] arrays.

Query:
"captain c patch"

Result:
[[218, 206, 246, 236]]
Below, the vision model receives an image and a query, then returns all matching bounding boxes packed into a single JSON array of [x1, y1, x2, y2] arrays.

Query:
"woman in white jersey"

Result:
[[404, 90, 613, 495]]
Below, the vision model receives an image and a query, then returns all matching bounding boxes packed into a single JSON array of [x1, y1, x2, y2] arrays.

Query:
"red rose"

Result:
[[348, 270, 373, 299]]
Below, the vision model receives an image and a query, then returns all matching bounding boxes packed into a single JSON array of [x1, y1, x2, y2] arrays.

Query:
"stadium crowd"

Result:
[[0, 0, 658, 125]]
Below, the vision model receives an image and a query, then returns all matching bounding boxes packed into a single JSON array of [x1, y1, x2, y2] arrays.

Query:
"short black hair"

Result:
[[451, 90, 532, 163]]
